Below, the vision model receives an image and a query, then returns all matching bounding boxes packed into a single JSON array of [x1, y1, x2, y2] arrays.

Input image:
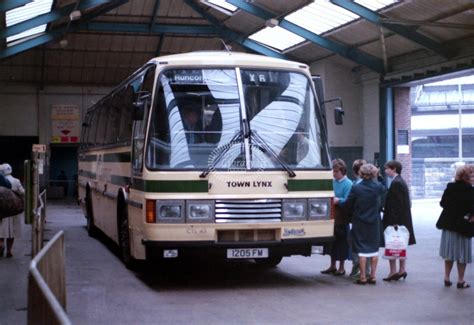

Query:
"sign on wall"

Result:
[[51, 104, 80, 143]]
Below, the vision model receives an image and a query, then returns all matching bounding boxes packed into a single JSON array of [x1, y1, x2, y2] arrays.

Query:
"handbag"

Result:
[[383, 225, 410, 260], [436, 209, 449, 230], [456, 214, 474, 238], [0, 186, 24, 219]]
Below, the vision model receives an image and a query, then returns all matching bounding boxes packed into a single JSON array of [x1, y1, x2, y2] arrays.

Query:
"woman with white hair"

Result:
[[345, 163, 386, 285], [0, 163, 24, 258]]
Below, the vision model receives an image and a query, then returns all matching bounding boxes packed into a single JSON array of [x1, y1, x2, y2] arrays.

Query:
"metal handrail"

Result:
[[28, 230, 71, 325], [37, 189, 46, 214], [32, 189, 47, 256]]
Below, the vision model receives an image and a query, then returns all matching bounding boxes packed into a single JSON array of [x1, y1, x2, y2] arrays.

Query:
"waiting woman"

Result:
[[382, 160, 416, 281], [436, 165, 474, 289], [345, 164, 386, 284], [0, 164, 24, 258], [321, 159, 352, 276]]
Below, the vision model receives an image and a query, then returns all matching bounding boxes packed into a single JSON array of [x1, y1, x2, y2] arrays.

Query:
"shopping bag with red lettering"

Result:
[[383, 225, 409, 260]]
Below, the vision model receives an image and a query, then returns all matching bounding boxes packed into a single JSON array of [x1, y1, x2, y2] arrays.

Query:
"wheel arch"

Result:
[[116, 188, 128, 234]]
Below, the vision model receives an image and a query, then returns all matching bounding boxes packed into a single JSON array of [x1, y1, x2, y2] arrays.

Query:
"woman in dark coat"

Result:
[[437, 165, 474, 289], [346, 163, 386, 285], [382, 160, 416, 281]]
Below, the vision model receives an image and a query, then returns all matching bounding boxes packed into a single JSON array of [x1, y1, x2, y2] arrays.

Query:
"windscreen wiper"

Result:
[[199, 131, 243, 178], [251, 130, 296, 178]]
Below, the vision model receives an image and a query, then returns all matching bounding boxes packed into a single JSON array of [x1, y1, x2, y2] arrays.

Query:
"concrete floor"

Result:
[[1, 199, 473, 324]]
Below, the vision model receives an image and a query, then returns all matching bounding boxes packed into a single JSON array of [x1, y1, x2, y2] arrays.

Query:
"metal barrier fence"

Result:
[[32, 189, 47, 257], [28, 230, 71, 325]]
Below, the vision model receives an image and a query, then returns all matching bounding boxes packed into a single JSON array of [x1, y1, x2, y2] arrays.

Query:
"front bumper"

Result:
[[142, 236, 334, 260]]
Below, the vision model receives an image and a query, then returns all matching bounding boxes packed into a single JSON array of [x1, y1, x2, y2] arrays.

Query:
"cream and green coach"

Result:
[[78, 51, 334, 268]]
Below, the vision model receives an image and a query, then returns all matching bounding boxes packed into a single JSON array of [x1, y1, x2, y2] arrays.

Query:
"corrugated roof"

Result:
[[1, 0, 473, 85]]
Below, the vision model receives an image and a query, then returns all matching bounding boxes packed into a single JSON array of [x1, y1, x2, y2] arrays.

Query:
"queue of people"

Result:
[[320, 158, 473, 289], [0, 157, 472, 289]]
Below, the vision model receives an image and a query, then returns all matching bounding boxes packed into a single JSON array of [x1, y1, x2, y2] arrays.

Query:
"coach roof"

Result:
[[148, 51, 309, 71]]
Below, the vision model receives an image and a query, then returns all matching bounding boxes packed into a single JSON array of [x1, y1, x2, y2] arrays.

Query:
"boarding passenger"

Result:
[[321, 159, 352, 276], [346, 164, 386, 284], [436, 164, 474, 289], [348, 159, 369, 279], [382, 160, 416, 281]]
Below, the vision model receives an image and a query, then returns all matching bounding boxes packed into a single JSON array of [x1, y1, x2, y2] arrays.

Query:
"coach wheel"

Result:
[[118, 201, 137, 270], [85, 190, 98, 237]]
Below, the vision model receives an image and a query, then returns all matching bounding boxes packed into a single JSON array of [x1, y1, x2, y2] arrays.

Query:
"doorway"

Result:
[[0, 136, 39, 182], [49, 145, 78, 198]]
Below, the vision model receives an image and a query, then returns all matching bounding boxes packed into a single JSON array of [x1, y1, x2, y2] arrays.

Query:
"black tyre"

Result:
[[85, 190, 98, 237], [118, 201, 137, 270], [254, 255, 283, 268]]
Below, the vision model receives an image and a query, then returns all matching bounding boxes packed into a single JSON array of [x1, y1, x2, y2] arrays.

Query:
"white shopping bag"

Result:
[[383, 225, 410, 260]]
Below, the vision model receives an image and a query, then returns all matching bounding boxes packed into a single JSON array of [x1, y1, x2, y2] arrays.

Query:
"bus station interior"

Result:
[[1, 0, 474, 196], [1, 0, 474, 323]]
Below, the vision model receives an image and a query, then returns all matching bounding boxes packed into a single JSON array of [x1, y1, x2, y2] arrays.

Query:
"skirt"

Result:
[[329, 224, 349, 261], [439, 230, 472, 264], [0, 213, 23, 238]]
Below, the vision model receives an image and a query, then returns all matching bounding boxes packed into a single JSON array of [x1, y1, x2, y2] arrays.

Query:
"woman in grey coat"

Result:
[[345, 164, 386, 285]]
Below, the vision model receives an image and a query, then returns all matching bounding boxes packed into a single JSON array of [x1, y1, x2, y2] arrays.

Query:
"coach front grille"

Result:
[[215, 199, 282, 223]]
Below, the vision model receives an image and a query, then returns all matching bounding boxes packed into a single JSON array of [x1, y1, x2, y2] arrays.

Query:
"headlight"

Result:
[[156, 200, 185, 223], [186, 200, 214, 223], [308, 198, 330, 220], [282, 199, 306, 221]]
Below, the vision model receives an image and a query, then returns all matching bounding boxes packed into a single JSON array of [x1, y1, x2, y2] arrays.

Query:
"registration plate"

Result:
[[227, 248, 269, 259]]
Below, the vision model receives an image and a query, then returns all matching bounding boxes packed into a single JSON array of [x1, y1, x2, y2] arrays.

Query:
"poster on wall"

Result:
[[51, 104, 80, 143]]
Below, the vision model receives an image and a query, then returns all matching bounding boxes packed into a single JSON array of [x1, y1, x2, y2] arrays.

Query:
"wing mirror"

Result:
[[132, 91, 151, 120], [321, 97, 344, 125]]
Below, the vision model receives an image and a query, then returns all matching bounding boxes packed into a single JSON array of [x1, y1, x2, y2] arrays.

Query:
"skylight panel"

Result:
[[7, 25, 47, 43], [355, 0, 397, 11], [285, 1, 358, 35], [248, 26, 305, 51], [6, 0, 54, 43], [201, 0, 237, 14], [285, 0, 397, 36]]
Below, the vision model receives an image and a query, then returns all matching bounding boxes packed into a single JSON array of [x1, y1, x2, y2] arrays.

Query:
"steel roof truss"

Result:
[[0, 0, 32, 12], [227, 0, 384, 73], [0, 0, 129, 60], [182, 0, 286, 60], [80, 22, 218, 34], [150, 0, 160, 31], [1, 0, 111, 39], [331, 0, 455, 58]]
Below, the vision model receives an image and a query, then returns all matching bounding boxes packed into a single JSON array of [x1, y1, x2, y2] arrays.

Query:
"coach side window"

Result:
[[116, 86, 134, 143], [105, 94, 121, 144], [81, 111, 92, 148], [86, 108, 99, 147], [95, 101, 111, 145]]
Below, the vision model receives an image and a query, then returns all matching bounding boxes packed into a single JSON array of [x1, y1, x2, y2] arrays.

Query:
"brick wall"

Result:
[[411, 158, 474, 198], [394, 87, 412, 188]]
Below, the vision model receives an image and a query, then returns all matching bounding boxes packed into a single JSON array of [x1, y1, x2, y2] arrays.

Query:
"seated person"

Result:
[[181, 106, 203, 144]]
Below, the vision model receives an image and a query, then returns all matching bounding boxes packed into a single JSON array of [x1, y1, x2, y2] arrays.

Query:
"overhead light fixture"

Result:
[[69, 10, 81, 21], [265, 18, 279, 28]]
